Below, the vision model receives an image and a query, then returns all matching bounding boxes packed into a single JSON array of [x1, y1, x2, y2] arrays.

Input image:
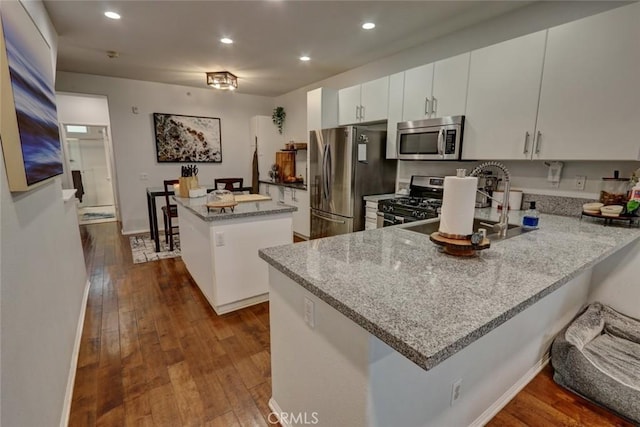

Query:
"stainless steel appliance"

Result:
[[310, 126, 397, 239], [376, 176, 444, 227], [475, 172, 499, 208], [396, 116, 465, 160]]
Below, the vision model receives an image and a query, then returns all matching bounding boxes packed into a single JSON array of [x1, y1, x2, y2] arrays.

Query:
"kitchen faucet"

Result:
[[469, 162, 511, 238]]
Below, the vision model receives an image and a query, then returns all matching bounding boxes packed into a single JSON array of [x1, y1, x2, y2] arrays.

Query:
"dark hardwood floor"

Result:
[[69, 222, 631, 426], [70, 222, 277, 426]]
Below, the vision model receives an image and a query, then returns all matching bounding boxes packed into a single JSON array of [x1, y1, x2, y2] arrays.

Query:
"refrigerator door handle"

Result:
[[326, 143, 332, 200], [312, 211, 346, 224], [322, 144, 329, 200]]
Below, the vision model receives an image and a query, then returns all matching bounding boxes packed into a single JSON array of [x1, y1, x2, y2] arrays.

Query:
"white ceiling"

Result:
[[44, 1, 531, 97]]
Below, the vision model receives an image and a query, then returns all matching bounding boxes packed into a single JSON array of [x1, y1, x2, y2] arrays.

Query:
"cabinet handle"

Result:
[[355, 105, 360, 120], [424, 97, 430, 115], [360, 105, 365, 121], [432, 96, 438, 117], [523, 131, 530, 154], [534, 131, 542, 154]]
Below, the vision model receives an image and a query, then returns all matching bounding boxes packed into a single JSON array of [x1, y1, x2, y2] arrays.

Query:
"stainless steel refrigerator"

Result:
[[310, 126, 397, 239]]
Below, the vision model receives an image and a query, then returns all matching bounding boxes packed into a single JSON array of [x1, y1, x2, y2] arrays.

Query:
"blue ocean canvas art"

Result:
[[1, 5, 62, 186]]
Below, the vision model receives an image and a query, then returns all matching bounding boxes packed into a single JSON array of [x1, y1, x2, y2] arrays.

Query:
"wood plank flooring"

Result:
[[69, 222, 278, 426], [69, 222, 631, 426]]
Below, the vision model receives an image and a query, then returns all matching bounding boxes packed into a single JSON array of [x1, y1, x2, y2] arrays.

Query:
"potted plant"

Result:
[[272, 106, 286, 134]]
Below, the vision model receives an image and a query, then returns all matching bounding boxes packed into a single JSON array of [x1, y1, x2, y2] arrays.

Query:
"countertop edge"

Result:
[[175, 197, 297, 221], [259, 180, 307, 191], [259, 231, 640, 371]]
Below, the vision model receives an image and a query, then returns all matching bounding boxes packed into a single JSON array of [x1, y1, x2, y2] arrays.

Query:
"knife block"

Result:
[[276, 151, 296, 182], [178, 176, 199, 198]]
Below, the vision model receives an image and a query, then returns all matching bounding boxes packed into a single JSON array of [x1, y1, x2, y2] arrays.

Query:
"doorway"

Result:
[[62, 124, 117, 225]]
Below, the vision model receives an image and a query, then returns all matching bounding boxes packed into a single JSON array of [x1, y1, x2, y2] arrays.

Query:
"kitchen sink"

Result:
[[403, 218, 531, 241]]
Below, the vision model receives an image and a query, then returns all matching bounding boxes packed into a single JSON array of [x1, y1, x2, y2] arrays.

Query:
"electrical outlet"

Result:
[[575, 175, 586, 191], [304, 297, 315, 328], [450, 379, 462, 406], [139, 173, 149, 181], [214, 231, 225, 247]]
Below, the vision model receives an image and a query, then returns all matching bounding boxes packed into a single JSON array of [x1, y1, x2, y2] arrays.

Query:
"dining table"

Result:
[[146, 184, 252, 252]]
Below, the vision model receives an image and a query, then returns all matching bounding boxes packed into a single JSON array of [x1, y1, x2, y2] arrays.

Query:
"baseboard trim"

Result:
[[212, 293, 269, 315], [470, 354, 551, 427], [268, 397, 291, 427], [60, 278, 91, 427]]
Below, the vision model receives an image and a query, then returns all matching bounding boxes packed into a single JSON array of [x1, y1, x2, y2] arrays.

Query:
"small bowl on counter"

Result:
[[600, 205, 624, 217], [582, 202, 604, 214]]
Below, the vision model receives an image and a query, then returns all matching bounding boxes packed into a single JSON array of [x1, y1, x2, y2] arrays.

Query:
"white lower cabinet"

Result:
[[261, 183, 309, 239], [364, 200, 378, 230]]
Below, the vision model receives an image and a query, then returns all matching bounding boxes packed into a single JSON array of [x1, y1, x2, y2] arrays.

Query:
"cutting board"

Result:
[[235, 194, 271, 203], [276, 151, 296, 182]]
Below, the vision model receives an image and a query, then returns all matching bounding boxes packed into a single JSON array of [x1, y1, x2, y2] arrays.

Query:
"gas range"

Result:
[[377, 176, 444, 226]]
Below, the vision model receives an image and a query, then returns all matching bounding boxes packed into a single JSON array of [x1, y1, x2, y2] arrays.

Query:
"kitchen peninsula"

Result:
[[259, 210, 640, 426], [175, 196, 296, 314]]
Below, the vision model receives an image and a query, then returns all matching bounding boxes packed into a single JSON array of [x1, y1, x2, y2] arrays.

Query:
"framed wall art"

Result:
[[0, 2, 63, 192], [153, 113, 222, 163]]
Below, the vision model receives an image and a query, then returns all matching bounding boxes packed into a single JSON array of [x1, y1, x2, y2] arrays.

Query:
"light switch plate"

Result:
[[214, 231, 225, 247]]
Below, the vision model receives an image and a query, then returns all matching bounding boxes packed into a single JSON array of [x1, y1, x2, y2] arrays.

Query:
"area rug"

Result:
[[129, 234, 180, 264], [81, 212, 115, 220]]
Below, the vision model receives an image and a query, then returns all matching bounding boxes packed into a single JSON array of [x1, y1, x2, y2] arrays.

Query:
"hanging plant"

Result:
[[272, 106, 286, 134]]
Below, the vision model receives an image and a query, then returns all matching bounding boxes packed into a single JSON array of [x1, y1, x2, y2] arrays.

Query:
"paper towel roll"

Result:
[[439, 175, 478, 238]]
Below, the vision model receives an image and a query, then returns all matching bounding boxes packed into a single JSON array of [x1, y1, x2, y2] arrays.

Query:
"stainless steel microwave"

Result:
[[396, 115, 465, 160]]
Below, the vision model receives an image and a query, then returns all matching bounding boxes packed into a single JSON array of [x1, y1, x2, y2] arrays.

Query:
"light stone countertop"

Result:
[[174, 196, 297, 221], [363, 193, 398, 202], [259, 208, 640, 371]]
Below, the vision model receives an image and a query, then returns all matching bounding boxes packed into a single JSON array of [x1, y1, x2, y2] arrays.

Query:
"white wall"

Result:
[[273, 1, 633, 194], [0, 1, 88, 426], [55, 72, 275, 233]]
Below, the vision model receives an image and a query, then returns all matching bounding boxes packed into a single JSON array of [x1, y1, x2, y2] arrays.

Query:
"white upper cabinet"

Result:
[[432, 53, 470, 118], [338, 76, 389, 125], [402, 64, 434, 122], [462, 31, 546, 160], [386, 72, 405, 159], [534, 3, 640, 161], [402, 53, 469, 122]]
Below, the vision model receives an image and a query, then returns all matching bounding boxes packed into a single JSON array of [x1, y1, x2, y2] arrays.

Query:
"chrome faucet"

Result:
[[470, 162, 511, 238]]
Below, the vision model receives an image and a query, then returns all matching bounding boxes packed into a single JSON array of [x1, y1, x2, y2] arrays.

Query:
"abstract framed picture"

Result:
[[153, 113, 222, 163], [0, 2, 63, 192]]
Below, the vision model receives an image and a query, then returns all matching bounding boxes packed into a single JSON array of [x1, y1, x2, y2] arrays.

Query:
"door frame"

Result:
[[59, 122, 120, 222]]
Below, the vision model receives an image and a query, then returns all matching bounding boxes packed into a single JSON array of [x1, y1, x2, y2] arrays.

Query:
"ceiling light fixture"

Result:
[[104, 11, 121, 20], [299, 56, 310, 61], [220, 37, 233, 44], [362, 22, 375, 30], [206, 71, 238, 91]]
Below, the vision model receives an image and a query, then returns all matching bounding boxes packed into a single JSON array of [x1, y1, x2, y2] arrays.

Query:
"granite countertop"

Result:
[[259, 180, 307, 191], [174, 196, 297, 221], [363, 193, 399, 202], [259, 208, 640, 371]]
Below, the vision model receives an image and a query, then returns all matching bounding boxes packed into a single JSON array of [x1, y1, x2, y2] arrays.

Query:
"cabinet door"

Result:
[[431, 52, 470, 118], [386, 72, 404, 159], [294, 189, 310, 238], [360, 76, 389, 122], [402, 63, 434, 122], [462, 31, 546, 160], [338, 84, 361, 125], [535, 3, 640, 160]]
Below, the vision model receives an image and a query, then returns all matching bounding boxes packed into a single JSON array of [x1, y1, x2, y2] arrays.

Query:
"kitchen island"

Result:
[[175, 196, 296, 314], [259, 209, 640, 426]]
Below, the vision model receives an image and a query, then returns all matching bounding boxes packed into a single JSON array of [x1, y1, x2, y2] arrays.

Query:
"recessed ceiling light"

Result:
[[104, 11, 121, 20], [300, 56, 311, 62], [362, 22, 375, 30], [220, 37, 233, 44]]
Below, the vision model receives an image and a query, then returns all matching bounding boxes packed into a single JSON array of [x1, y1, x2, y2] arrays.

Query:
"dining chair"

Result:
[[162, 179, 180, 251], [214, 178, 244, 193]]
